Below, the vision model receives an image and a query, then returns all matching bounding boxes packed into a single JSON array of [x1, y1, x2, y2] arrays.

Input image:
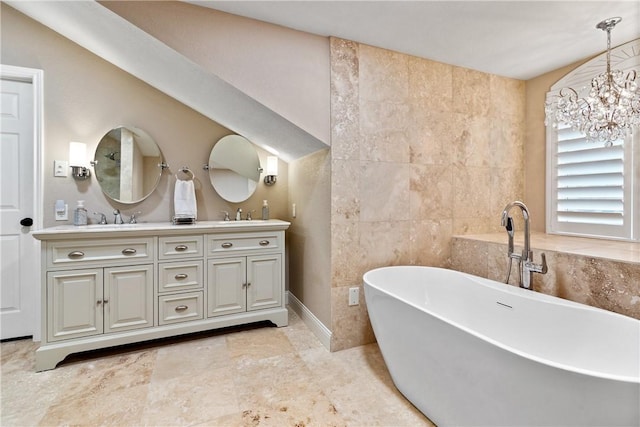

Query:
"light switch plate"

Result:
[[54, 160, 68, 177]]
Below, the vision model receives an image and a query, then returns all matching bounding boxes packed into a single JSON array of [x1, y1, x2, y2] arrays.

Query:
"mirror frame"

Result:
[[208, 135, 262, 203], [93, 125, 165, 204]]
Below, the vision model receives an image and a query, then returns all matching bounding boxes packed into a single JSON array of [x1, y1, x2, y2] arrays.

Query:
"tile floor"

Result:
[[1, 308, 434, 426]]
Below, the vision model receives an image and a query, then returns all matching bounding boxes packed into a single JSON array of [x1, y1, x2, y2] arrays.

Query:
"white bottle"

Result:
[[73, 200, 87, 226], [262, 200, 269, 220]]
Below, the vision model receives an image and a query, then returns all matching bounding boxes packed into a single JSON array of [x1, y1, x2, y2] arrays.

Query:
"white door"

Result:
[[0, 77, 38, 340]]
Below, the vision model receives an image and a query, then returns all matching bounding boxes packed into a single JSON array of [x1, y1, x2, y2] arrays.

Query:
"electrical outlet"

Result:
[[55, 200, 68, 221], [348, 287, 359, 306]]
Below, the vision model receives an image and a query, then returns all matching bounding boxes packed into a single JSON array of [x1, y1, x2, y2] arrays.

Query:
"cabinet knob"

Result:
[[259, 240, 270, 246], [103, 299, 109, 304], [97, 300, 102, 305], [175, 305, 188, 312], [174, 273, 188, 280], [68, 251, 85, 259], [175, 245, 188, 252], [121, 248, 137, 255], [221, 242, 233, 248]]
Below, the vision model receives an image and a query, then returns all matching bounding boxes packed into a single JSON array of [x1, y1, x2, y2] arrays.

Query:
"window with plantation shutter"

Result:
[[545, 40, 639, 242], [548, 125, 633, 239]]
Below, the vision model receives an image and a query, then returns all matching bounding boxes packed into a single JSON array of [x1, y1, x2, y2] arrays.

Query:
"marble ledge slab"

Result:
[[32, 219, 291, 241], [457, 232, 640, 265]]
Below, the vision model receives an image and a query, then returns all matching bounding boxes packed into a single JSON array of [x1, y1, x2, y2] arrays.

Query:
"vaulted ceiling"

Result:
[[189, 1, 640, 80], [8, 1, 640, 162], [6, 0, 328, 163]]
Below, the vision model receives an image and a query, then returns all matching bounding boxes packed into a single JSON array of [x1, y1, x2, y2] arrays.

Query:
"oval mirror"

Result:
[[208, 135, 262, 203], [93, 126, 164, 204]]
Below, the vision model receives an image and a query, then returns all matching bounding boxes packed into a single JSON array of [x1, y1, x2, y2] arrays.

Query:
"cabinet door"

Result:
[[247, 255, 281, 311], [207, 257, 246, 317], [47, 269, 103, 341], [104, 265, 154, 333]]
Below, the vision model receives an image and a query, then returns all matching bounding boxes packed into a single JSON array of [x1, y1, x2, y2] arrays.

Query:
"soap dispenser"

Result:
[[73, 200, 88, 226], [262, 200, 269, 220]]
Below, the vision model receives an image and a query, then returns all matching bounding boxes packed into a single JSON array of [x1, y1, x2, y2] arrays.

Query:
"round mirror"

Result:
[[93, 126, 164, 204], [208, 135, 262, 203]]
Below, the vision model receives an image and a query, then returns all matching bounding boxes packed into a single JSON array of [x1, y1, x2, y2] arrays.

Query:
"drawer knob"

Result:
[[68, 251, 85, 259], [259, 240, 270, 246], [174, 273, 188, 280], [122, 248, 137, 255], [175, 305, 188, 312], [221, 242, 233, 248], [175, 245, 188, 252]]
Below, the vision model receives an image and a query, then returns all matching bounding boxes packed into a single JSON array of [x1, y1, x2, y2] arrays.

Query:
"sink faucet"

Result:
[[113, 209, 124, 225], [501, 201, 547, 289], [94, 212, 108, 225], [235, 208, 242, 221], [127, 211, 141, 224]]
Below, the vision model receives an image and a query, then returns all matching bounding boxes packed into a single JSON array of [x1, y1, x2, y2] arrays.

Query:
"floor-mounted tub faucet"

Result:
[[501, 201, 548, 289]]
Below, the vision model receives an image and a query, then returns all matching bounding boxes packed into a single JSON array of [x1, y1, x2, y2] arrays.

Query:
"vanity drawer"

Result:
[[158, 291, 203, 325], [158, 236, 203, 260], [158, 260, 203, 293], [48, 238, 154, 268], [208, 233, 280, 254]]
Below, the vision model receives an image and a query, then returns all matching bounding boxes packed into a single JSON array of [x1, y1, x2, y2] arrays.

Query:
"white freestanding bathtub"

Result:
[[363, 266, 640, 427]]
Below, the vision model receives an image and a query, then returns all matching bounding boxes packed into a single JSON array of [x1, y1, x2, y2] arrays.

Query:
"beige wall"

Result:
[[329, 38, 526, 350], [101, 1, 331, 145], [524, 59, 589, 231], [287, 149, 332, 327], [1, 4, 289, 227]]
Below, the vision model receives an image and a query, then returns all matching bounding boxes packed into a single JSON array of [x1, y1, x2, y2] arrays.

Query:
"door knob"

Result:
[[20, 218, 33, 227]]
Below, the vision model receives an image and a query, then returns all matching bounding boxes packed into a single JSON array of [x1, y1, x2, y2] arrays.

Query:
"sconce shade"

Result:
[[266, 156, 278, 176], [69, 142, 87, 167], [69, 141, 91, 180], [264, 156, 278, 186]]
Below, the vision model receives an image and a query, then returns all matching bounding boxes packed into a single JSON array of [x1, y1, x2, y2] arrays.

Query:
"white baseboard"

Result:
[[286, 291, 331, 350]]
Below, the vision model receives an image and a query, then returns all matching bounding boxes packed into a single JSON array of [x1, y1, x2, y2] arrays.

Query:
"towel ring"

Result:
[[176, 167, 195, 181]]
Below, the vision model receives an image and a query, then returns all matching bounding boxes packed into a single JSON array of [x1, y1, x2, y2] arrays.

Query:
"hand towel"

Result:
[[174, 179, 197, 219]]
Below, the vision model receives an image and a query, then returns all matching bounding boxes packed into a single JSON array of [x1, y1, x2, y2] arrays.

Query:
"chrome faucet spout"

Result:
[[501, 200, 546, 290], [501, 200, 530, 258], [113, 209, 124, 225]]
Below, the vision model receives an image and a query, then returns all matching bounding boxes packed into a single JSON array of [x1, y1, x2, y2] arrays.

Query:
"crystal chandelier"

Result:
[[545, 17, 640, 147]]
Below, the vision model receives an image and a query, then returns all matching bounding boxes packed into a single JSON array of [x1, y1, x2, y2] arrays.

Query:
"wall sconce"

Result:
[[264, 156, 278, 186], [69, 141, 91, 180]]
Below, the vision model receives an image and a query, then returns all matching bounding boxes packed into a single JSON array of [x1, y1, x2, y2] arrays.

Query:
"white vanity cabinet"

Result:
[[157, 235, 205, 325], [45, 238, 155, 342], [207, 231, 282, 317], [207, 254, 281, 317], [33, 220, 290, 371]]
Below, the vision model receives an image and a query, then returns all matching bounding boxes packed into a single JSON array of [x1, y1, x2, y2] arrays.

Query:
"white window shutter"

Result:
[[548, 125, 632, 239]]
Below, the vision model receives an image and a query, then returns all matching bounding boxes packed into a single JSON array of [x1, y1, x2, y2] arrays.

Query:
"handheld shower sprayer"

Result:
[[501, 214, 520, 284], [505, 216, 514, 256]]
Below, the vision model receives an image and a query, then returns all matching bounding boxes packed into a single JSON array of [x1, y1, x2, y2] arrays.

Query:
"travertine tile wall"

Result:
[[451, 235, 640, 320], [329, 38, 526, 350]]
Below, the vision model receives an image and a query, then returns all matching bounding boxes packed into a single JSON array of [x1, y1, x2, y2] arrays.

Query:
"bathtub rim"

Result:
[[363, 265, 640, 385]]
